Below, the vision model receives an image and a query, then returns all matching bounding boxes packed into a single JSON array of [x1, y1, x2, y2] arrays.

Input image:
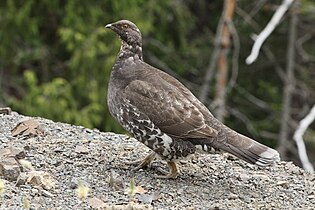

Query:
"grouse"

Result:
[[105, 20, 280, 178]]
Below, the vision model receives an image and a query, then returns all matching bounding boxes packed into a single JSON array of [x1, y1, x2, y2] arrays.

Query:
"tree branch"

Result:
[[226, 106, 258, 138], [226, 20, 240, 93], [246, 0, 294, 65], [293, 104, 315, 172], [278, 1, 298, 158], [213, 0, 236, 122], [296, 33, 315, 62], [234, 84, 270, 110], [199, 4, 226, 103], [236, 7, 286, 81]]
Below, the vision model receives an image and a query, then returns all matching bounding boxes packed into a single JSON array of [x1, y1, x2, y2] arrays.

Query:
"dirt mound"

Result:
[[0, 112, 314, 209]]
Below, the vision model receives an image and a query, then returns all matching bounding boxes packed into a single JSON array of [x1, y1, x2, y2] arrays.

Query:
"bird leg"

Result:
[[124, 151, 156, 170], [124, 152, 179, 178], [155, 161, 179, 179]]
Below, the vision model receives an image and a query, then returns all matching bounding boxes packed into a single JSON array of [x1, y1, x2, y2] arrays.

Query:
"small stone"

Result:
[[228, 193, 238, 199], [238, 173, 250, 182], [0, 107, 11, 114], [252, 173, 269, 181], [84, 128, 93, 133], [0, 157, 21, 181], [50, 159, 62, 166], [41, 189, 54, 197], [74, 145, 89, 154], [179, 160, 189, 164], [16, 172, 28, 186], [10, 147, 26, 159], [69, 179, 78, 189], [65, 159, 74, 164], [243, 197, 255, 203], [24, 145, 31, 151], [27, 171, 56, 190], [11, 118, 45, 137], [0, 147, 25, 159], [138, 191, 161, 204], [308, 194, 315, 199], [88, 197, 105, 209], [31, 188, 39, 195], [109, 170, 125, 191], [177, 188, 184, 195], [54, 147, 64, 153], [276, 180, 289, 188], [103, 204, 153, 210], [0, 148, 12, 159], [208, 163, 218, 171]]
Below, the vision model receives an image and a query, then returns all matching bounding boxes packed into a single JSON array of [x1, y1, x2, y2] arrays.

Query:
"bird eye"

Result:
[[122, 24, 128, 29]]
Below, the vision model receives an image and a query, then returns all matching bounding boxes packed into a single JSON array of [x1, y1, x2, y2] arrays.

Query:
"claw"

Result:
[[124, 152, 179, 179], [124, 152, 156, 170], [155, 161, 179, 179]]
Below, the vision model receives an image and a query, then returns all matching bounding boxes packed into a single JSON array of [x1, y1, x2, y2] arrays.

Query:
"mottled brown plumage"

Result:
[[106, 20, 280, 178]]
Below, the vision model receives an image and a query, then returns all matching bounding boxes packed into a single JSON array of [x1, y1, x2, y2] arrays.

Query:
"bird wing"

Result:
[[122, 76, 218, 139]]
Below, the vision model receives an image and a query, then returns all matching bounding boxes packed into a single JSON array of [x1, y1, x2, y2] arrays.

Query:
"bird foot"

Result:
[[124, 152, 179, 179], [123, 152, 156, 170], [155, 161, 179, 179]]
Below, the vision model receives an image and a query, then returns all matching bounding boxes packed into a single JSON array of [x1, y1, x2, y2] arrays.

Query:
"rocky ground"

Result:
[[0, 111, 314, 210]]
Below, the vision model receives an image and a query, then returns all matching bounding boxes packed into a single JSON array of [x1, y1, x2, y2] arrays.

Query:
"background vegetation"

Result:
[[1, 0, 315, 167]]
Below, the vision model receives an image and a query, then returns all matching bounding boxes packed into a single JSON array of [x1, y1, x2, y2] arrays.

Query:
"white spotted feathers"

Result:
[[106, 20, 280, 177]]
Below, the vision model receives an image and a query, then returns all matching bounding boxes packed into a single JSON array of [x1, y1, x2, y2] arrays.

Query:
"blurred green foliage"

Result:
[[0, 0, 219, 133], [1, 0, 315, 149]]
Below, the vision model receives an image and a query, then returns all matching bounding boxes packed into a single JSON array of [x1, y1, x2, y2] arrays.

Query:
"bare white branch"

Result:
[[293, 105, 315, 172], [246, 0, 294, 65]]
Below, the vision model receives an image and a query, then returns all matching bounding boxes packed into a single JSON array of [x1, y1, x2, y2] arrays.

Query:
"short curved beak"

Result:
[[105, 23, 112, 29]]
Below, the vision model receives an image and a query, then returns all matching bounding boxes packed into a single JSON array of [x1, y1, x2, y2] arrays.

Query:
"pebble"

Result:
[[238, 173, 250, 182], [41, 189, 54, 197], [0, 157, 21, 181], [0, 113, 314, 209], [276, 180, 289, 188]]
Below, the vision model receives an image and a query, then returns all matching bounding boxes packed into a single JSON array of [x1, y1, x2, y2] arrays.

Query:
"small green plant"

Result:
[[0, 179, 5, 195], [23, 197, 30, 210], [126, 177, 136, 197], [125, 177, 147, 201], [19, 159, 35, 171], [76, 180, 90, 200]]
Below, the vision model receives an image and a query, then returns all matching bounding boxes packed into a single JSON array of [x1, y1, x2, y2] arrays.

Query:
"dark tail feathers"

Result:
[[221, 133, 280, 167]]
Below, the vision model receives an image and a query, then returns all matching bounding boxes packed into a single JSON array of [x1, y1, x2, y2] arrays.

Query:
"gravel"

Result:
[[0, 112, 314, 209]]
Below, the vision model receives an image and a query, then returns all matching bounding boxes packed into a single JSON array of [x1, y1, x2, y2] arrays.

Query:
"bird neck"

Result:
[[118, 41, 143, 61]]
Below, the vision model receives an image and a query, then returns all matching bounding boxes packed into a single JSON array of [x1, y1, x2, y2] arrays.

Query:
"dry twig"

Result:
[[246, 0, 294, 64], [293, 105, 315, 172]]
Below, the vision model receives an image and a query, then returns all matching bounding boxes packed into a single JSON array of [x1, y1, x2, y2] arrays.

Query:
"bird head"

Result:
[[106, 20, 142, 47]]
